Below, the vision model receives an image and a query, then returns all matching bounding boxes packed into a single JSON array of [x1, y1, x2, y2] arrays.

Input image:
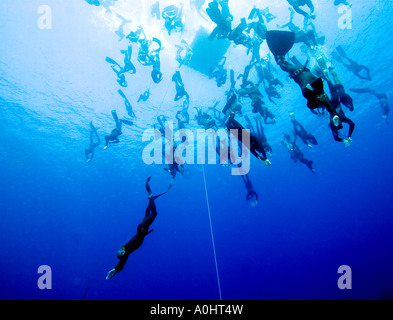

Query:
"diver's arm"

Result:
[[106, 257, 127, 279], [332, 128, 343, 142], [347, 118, 355, 138], [251, 147, 270, 166]]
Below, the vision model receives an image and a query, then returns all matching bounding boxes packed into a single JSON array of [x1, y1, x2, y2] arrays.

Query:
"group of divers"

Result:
[[84, 0, 390, 280]]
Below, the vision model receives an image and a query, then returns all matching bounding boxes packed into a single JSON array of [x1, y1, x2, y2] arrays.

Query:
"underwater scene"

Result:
[[0, 0, 393, 300]]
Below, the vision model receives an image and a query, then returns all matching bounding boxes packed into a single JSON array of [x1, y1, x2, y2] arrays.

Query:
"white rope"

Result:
[[202, 164, 223, 300]]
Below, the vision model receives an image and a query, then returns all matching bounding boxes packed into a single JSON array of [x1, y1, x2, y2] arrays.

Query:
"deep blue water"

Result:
[[1, 0, 393, 300]]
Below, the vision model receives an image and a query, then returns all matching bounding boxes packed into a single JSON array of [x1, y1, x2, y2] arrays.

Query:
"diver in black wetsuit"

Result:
[[255, 56, 283, 104], [104, 110, 133, 149], [118, 89, 136, 119], [325, 67, 354, 112], [163, 143, 185, 180], [266, 31, 340, 126], [244, 114, 272, 157], [241, 174, 259, 207], [127, 25, 146, 43], [206, 0, 233, 40], [236, 65, 276, 124], [172, 71, 189, 102], [223, 100, 271, 166], [229, 18, 253, 49], [120, 45, 136, 74], [106, 177, 171, 279], [277, 8, 322, 50], [85, 122, 101, 162], [332, 45, 372, 81], [162, 4, 184, 35], [350, 88, 390, 121], [209, 56, 228, 87], [329, 107, 355, 146], [290, 113, 318, 148], [176, 40, 194, 68], [106, 56, 128, 87], [287, 0, 316, 20], [277, 56, 340, 123], [137, 88, 150, 103], [282, 134, 315, 173], [176, 110, 189, 131], [195, 107, 217, 130]]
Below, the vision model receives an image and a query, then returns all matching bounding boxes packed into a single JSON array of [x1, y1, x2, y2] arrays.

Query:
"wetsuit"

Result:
[[226, 117, 267, 161], [291, 118, 318, 146], [114, 196, 158, 273], [287, 0, 315, 19], [242, 175, 259, 202], [330, 108, 355, 142], [326, 79, 354, 112], [283, 134, 314, 172], [172, 71, 189, 101], [105, 111, 124, 147], [277, 58, 338, 117], [85, 122, 101, 161]]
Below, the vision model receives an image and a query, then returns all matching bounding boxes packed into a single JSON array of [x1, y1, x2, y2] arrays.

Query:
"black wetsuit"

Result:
[[162, 4, 184, 35], [226, 117, 267, 161], [277, 59, 338, 117], [242, 175, 259, 202], [114, 197, 157, 274], [327, 80, 354, 112], [291, 118, 318, 146], [330, 108, 355, 142], [292, 145, 314, 171], [206, 0, 232, 40], [105, 111, 123, 147], [85, 123, 101, 161], [287, 0, 315, 18], [284, 134, 314, 172], [172, 71, 189, 101]]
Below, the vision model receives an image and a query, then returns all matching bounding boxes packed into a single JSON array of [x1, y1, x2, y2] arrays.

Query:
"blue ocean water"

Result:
[[0, 0, 392, 300]]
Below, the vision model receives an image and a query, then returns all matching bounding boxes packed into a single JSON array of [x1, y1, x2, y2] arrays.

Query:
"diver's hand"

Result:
[[106, 269, 116, 280], [343, 137, 352, 147], [264, 159, 272, 167]]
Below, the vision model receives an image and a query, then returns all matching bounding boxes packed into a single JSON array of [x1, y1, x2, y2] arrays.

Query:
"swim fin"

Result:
[[106, 57, 119, 66], [111, 110, 119, 123], [248, 8, 259, 20], [121, 119, 134, 126], [335, 45, 348, 59], [152, 37, 162, 51], [266, 31, 295, 58], [118, 89, 127, 100]]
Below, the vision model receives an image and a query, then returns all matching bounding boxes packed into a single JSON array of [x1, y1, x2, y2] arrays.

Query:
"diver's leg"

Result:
[[111, 110, 120, 126], [222, 94, 236, 115], [90, 122, 101, 145], [85, 149, 91, 160], [143, 198, 158, 225], [307, 134, 318, 145], [350, 88, 372, 94]]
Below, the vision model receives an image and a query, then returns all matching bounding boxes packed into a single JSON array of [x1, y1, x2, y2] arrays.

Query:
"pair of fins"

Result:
[[111, 110, 134, 127]]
